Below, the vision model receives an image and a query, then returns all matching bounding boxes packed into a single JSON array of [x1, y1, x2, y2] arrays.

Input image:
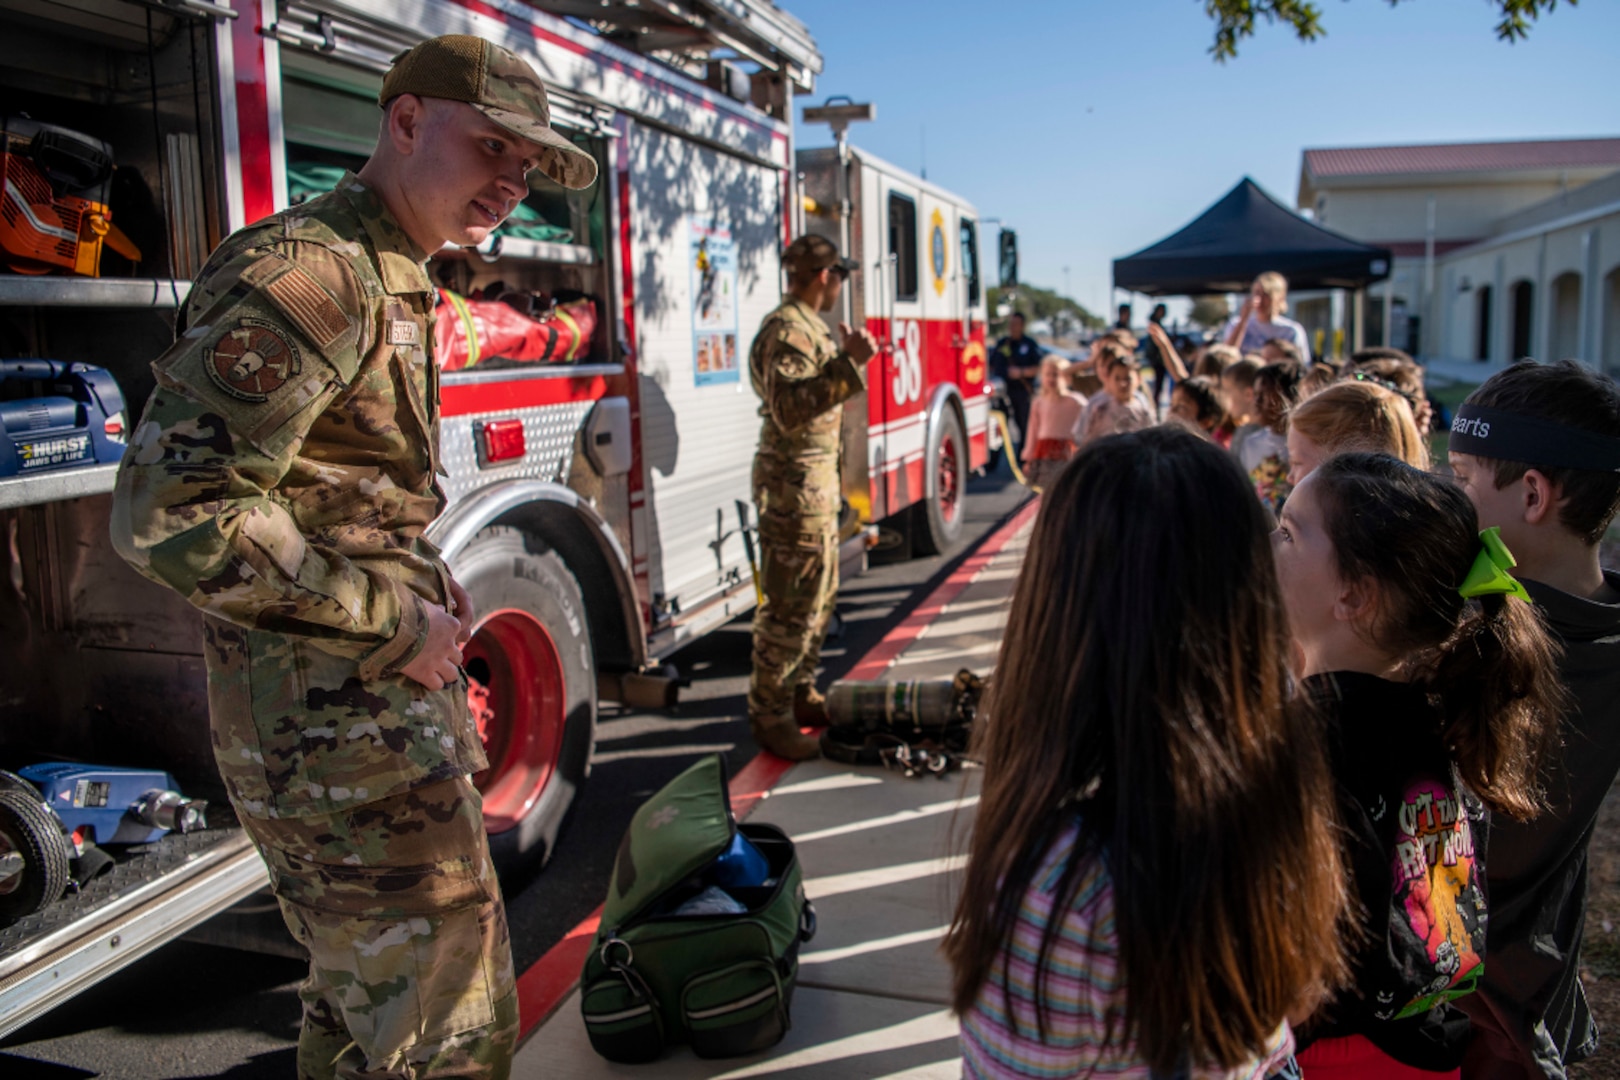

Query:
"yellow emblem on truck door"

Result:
[[929, 207, 948, 298]]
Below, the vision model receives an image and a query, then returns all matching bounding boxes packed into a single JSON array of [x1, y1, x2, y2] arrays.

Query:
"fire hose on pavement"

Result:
[[992, 410, 1032, 488]]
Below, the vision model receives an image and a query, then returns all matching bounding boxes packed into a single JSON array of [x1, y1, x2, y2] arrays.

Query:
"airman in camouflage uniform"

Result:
[[748, 235, 877, 760], [111, 34, 597, 1079]]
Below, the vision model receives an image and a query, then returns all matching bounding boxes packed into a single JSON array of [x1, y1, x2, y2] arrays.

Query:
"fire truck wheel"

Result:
[[455, 527, 596, 879], [913, 407, 968, 556], [0, 785, 71, 923]]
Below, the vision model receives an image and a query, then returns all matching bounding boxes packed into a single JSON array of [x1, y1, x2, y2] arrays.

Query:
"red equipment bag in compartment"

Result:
[[433, 290, 597, 371]]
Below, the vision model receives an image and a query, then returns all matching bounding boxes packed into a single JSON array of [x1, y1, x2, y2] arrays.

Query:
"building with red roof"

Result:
[[1292, 137, 1620, 373]]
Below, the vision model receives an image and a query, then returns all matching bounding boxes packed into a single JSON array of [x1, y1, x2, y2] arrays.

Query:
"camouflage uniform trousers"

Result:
[[748, 517, 838, 721], [237, 776, 518, 1080]]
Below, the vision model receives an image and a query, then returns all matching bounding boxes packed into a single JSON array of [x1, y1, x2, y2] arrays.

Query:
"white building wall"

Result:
[[1299, 164, 1620, 374], [1431, 203, 1620, 377], [1317, 181, 1576, 243]]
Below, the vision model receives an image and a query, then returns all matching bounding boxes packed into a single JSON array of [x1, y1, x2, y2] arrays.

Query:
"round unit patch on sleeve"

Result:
[[205, 319, 304, 402]]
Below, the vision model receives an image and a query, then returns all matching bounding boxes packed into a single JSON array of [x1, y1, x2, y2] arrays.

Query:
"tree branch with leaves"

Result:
[[1203, 0, 1574, 61]]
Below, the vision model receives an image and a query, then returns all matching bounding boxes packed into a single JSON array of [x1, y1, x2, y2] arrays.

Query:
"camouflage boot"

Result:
[[750, 713, 821, 761], [793, 684, 828, 727]]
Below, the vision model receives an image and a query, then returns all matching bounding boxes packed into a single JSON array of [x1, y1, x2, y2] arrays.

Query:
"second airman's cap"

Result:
[[380, 34, 598, 190], [783, 234, 858, 275]]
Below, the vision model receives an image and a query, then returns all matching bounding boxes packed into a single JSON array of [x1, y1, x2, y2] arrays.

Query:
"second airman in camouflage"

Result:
[[747, 235, 877, 760], [111, 34, 598, 1079]]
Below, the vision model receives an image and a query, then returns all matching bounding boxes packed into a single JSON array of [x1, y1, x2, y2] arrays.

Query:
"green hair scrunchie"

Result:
[[1457, 526, 1532, 604]]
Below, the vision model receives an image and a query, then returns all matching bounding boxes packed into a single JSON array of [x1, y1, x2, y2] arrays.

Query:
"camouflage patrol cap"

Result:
[[783, 234, 858, 275], [380, 34, 597, 190]]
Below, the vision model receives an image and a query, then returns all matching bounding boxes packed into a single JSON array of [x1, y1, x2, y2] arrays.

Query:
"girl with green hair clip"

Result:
[[1271, 453, 1568, 1079]]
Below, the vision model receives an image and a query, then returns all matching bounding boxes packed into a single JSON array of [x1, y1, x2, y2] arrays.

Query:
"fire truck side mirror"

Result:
[[998, 229, 1018, 288]]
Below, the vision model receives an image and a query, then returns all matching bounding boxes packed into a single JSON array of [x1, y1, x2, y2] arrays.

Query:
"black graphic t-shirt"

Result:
[[1300, 671, 1487, 1071]]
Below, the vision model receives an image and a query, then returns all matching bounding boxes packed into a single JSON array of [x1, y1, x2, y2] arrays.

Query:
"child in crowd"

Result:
[[1242, 359, 1304, 515], [1286, 380, 1428, 485], [1067, 336, 1106, 398], [1273, 453, 1565, 1080], [1198, 342, 1241, 379], [1068, 364, 1102, 398], [1071, 329, 1141, 399], [1180, 337, 1209, 379], [1101, 327, 1138, 353], [1260, 338, 1304, 366], [1349, 349, 1432, 434], [1446, 360, 1620, 1080], [1074, 345, 1154, 445], [1222, 357, 1263, 460], [1169, 375, 1231, 446], [1300, 356, 1343, 398], [1145, 320, 1192, 419], [1021, 354, 1085, 491], [949, 426, 1350, 1079]]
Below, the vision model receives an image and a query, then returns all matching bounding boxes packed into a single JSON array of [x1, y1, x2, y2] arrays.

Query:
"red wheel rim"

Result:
[[937, 430, 962, 524], [465, 609, 566, 832]]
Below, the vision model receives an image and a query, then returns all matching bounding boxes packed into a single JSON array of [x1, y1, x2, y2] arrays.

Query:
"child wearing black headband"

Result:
[[1446, 359, 1620, 1080]]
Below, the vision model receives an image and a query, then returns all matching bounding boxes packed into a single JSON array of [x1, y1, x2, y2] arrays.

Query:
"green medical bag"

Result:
[[579, 754, 817, 1063]]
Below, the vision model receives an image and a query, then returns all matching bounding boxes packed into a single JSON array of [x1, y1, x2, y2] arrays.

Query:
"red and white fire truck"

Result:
[[0, 0, 1006, 1033], [797, 145, 994, 554]]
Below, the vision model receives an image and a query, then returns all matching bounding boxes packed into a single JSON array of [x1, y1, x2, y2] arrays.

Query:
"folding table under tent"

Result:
[[1112, 177, 1392, 297]]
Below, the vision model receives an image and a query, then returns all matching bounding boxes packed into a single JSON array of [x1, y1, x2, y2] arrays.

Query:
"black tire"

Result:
[[0, 786, 71, 923], [912, 406, 968, 556], [454, 527, 596, 879]]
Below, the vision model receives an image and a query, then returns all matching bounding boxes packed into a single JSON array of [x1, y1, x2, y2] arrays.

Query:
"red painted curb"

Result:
[[727, 745, 800, 822], [845, 496, 1039, 682], [515, 909, 600, 1036], [512, 494, 1038, 1039]]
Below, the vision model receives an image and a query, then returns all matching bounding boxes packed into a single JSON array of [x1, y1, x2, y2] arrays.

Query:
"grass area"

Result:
[[1427, 377, 1481, 412], [1421, 375, 1481, 469], [1571, 776, 1620, 1078]]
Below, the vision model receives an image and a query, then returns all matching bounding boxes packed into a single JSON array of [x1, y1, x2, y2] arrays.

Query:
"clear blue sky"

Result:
[[789, 0, 1620, 320]]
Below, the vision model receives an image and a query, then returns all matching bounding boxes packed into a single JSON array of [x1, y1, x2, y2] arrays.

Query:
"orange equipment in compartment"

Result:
[[1, 116, 140, 276]]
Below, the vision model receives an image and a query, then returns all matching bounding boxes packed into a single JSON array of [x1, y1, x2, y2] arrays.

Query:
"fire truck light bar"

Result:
[[478, 419, 526, 466]]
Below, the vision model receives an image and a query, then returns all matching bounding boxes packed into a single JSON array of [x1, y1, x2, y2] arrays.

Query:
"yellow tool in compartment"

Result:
[[1, 116, 141, 277]]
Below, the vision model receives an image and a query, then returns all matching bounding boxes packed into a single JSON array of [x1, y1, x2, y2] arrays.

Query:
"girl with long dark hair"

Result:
[[1272, 454, 1566, 1078], [947, 426, 1351, 1078]]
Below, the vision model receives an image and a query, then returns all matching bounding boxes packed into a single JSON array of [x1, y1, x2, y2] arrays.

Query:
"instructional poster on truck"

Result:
[[690, 216, 740, 386]]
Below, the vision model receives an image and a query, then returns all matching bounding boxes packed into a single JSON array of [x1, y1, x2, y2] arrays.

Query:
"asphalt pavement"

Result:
[[0, 472, 1029, 1080]]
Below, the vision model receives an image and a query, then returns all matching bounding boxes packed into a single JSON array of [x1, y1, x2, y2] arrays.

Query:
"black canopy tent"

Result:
[[1112, 178, 1392, 297]]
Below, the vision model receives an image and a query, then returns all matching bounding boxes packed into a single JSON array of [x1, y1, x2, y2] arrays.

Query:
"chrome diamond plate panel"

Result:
[[440, 401, 595, 504]]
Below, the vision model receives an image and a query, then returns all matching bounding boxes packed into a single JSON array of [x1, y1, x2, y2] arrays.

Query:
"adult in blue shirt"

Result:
[[989, 311, 1043, 464]]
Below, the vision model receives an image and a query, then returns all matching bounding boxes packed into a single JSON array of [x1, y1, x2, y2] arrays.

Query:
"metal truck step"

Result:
[[0, 828, 267, 1039]]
